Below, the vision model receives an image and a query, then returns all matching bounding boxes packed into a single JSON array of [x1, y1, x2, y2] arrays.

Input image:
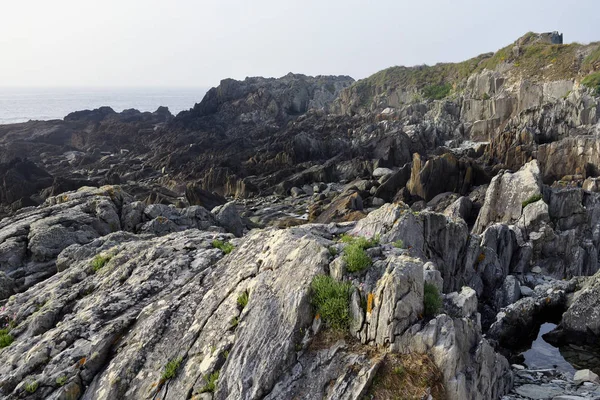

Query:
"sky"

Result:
[[1, 0, 599, 88]]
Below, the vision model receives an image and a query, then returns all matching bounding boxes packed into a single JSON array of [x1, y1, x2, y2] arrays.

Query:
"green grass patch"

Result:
[[522, 193, 543, 208], [310, 275, 352, 330], [200, 370, 220, 393], [328, 246, 338, 257], [236, 291, 249, 309], [423, 283, 442, 318], [230, 316, 239, 329], [25, 381, 38, 393], [393, 240, 405, 249], [422, 83, 452, 100], [0, 329, 13, 348], [343, 243, 372, 273], [582, 71, 600, 96], [212, 240, 234, 254], [56, 376, 68, 386], [161, 357, 183, 381], [91, 254, 112, 272]]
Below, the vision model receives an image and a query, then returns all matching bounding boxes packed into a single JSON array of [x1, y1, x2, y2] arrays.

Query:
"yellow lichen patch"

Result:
[[367, 292, 374, 314]]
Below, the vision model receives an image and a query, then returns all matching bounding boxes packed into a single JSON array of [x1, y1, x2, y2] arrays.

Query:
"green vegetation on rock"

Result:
[[310, 275, 352, 330], [24, 381, 38, 393], [423, 283, 442, 317], [161, 357, 183, 381], [582, 71, 600, 96], [0, 329, 13, 348], [212, 239, 234, 254], [237, 291, 249, 309], [422, 83, 452, 100], [91, 254, 112, 272], [200, 370, 220, 393], [522, 193, 543, 208], [343, 244, 372, 272], [343, 32, 600, 110]]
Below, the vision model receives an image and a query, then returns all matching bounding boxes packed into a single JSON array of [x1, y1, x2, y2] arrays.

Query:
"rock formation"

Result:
[[1, 31, 600, 399]]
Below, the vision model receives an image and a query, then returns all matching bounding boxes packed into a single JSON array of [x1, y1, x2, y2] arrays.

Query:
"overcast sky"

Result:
[[1, 0, 599, 88]]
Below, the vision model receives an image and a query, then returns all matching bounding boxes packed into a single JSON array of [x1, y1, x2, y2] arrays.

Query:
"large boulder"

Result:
[[473, 160, 542, 234], [560, 270, 600, 342]]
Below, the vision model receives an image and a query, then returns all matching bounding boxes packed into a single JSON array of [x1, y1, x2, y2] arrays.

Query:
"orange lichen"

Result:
[[367, 292, 374, 314]]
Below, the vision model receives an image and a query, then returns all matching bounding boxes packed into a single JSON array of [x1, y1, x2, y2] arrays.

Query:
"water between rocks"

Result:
[[521, 323, 576, 373], [521, 322, 600, 375]]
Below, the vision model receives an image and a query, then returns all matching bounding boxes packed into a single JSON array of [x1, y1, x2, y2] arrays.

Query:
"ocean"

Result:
[[0, 87, 208, 125]]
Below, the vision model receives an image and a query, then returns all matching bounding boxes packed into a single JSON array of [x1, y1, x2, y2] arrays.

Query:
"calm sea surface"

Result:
[[0, 87, 208, 125]]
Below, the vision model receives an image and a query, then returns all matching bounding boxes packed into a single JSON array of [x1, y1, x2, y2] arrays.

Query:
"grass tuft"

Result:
[[236, 291, 249, 309], [0, 330, 13, 348], [343, 244, 372, 273], [161, 357, 183, 381], [200, 370, 220, 393], [423, 283, 442, 318], [91, 254, 112, 272], [310, 275, 352, 330], [25, 381, 38, 393], [212, 240, 234, 254]]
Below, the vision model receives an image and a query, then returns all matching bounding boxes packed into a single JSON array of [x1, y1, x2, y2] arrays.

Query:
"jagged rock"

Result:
[[473, 160, 542, 234], [583, 177, 600, 192], [443, 196, 473, 221], [574, 369, 600, 385], [500, 275, 521, 307], [444, 286, 478, 318], [313, 192, 365, 224], [423, 262, 443, 292], [212, 202, 244, 237], [359, 255, 424, 346], [185, 183, 227, 210], [373, 163, 412, 202], [517, 198, 550, 233], [407, 153, 483, 202], [0, 271, 15, 299], [372, 167, 394, 178], [394, 313, 512, 400], [290, 187, 305, 197], [560, 270, 600, 341]]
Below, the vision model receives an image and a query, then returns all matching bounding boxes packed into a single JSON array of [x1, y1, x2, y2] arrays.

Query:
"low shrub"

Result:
[[0, 329, 13, 348], [310, 275, 352, 330], [343, 244, 372, 272], [423, 283, 442, 317], [212, 240, 234, 254], [422, 83, 452, 100]]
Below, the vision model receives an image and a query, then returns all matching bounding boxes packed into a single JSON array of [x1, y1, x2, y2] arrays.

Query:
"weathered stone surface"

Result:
[[212, 201, 244, 237], [560, 270, 600, 340], [473, 160, 542, 234], [574, 369, 600, 385]]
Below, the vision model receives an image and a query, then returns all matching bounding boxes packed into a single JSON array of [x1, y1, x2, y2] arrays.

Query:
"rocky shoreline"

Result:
[[0, 32, 600, 399]]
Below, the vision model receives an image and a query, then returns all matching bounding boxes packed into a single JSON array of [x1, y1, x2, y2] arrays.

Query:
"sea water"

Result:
[[0, 87, 207, 125]]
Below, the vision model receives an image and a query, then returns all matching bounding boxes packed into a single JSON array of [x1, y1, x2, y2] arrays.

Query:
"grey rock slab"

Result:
[[514, 384, 564, 399]]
